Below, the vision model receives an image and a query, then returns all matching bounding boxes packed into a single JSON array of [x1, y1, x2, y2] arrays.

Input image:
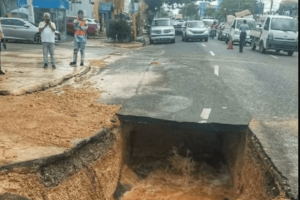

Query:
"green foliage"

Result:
[[180, 3, 199, 20], [218, 0, 254, 19], [205, 8, 216, 18], [144, 0, 163, 11], [107, 20, 131, 42]]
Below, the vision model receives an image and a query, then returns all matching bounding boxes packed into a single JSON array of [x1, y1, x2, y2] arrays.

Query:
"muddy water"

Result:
[[119, 149, 235, 200]]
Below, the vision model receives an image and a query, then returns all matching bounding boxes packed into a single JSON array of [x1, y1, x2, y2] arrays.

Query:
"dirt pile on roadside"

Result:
[[0, 87, 120, 165]]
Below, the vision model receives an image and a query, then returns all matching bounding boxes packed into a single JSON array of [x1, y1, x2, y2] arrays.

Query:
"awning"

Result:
[[33, 0, 69, 10], [99, 2, 114, 13]]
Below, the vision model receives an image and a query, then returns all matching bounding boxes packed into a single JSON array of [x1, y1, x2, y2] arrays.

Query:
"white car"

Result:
[[86, 18, 100, 34], [150, 18, 175, 44]]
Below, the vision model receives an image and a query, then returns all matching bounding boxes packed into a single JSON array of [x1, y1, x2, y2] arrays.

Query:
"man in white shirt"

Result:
[[39, 13, 56, 68]]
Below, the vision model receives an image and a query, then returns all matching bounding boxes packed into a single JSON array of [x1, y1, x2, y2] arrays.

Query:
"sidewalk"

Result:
[[0, 48, 90, 95]]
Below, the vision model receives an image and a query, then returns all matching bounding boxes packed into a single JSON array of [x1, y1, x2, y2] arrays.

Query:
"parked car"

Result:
[[174, 20, 185, 35], [182, 20, 209, 42], [150, 18, 175, 44], [0, 18, 61, 44], [66, 16, 98, 37], [85, 18, 100, 34]]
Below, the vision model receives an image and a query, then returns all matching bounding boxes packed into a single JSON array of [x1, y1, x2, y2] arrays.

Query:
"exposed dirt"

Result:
[[119, 149, 233, 200], [0, 87, 120, 166], [0, 128, 123, 200]]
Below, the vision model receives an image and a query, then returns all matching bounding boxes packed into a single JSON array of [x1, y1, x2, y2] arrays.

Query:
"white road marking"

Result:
[[222, 107, 227, 109], [202, 44, 206, 47], [210, 51, 215, 56], [270, 55, 278, 59], [199, 120, 207, 123], [200, 108, 211, 120], [214, 65, 219, 76]]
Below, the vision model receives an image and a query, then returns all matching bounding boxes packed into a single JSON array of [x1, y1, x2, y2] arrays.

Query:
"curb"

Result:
[[0, 64, 92, 96]]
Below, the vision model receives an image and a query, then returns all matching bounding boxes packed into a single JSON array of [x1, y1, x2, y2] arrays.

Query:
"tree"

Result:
[[180, 3, 199, 20], [205, 8, 216, 18], [218, 0, 254, 16], [144, 0, 163, 11]]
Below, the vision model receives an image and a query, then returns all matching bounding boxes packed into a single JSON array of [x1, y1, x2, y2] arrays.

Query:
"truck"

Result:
[[250, 15, 298, 56], [223, 17, 257, 45], [174, 14, 183, 20]]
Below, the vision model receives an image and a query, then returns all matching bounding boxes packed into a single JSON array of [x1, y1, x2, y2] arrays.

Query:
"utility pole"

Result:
[[270, 0, 273, 14], [238, 0, 240, 12], [131, 1, 137, 41]]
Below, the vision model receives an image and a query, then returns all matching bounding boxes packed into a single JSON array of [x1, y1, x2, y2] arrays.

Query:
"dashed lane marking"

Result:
[[270, 55, 278, 59], [214, 65, 219, 76], [200, 108, 211, 120], [210, 51, 215, 56], [202, 44, 206, 47]]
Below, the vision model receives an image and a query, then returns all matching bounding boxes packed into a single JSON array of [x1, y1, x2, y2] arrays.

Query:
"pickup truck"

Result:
[[250, 15, 298, 56], [223, 18, 256, 45]]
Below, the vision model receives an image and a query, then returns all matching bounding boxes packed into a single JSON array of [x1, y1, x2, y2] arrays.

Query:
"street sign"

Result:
[[131, 3, 139, 13]]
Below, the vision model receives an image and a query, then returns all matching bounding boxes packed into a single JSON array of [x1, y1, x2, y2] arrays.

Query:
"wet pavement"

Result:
[[93, 36, 298, 199], [0, 39, 114, 95]]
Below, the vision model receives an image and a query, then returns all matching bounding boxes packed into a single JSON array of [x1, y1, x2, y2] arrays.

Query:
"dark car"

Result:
[[66, 16, 98, 37]]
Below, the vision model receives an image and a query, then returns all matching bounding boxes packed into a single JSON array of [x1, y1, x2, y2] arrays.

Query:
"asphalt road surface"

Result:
[[4, 37, 298, 197], [94, 36, 298, 197]]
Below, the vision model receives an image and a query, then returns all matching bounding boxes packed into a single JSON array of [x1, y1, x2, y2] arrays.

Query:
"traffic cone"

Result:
[[227, 40, 233, 49]]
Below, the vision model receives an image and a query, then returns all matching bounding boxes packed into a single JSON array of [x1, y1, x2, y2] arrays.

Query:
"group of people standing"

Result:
[[0, 10, 88, 75]]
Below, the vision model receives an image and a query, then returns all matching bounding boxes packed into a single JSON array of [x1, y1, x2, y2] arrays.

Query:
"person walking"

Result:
[[0, 19, 7, 75], [70, 10, 88, 67], [39, 13, 56, 68], [239, 20, 249, 53]]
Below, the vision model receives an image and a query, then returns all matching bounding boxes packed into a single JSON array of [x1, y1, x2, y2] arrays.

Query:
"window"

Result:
[[0, 19, 11, 25], [236, 20, 256, 30], [68, 17, 75, 23], [271, 18, 298, 31], [264, 18, 270, 30], [13, 20, 25, 26], [187, 22, 205, 28], [152, 19, 171, 26]]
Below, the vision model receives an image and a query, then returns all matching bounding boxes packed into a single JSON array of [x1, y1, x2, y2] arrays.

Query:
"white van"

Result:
[[250, 15, 298, 56], [227, 18, 256, 45]]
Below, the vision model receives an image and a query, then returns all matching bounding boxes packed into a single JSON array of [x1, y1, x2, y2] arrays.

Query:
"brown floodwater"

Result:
[[119, 149, 235, 200]]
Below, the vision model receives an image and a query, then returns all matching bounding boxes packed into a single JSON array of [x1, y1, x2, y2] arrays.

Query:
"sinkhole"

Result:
[[0, 116, 291, 200]]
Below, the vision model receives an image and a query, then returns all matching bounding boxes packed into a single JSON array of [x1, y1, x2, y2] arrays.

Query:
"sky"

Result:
[[163, 0, 287, 14]]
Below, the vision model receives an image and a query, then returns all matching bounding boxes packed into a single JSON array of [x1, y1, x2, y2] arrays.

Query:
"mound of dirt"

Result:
[[0, 87, 120, 165]]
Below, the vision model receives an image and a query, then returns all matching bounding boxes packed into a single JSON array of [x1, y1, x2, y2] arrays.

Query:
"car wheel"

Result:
[[34, 33, 41, 44], [205, 38, 208, 42], [171, 38, 175, 43], [182, 36, 184, 41], [259, 41, 266, 54], [150, 39, 154, 44], [276, 50, 280, 53], [287, 51, 294, 56], [251, 40, 256, 50]]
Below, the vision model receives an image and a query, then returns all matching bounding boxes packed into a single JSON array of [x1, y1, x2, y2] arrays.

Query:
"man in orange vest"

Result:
[[0, 19, 7, 75], [70, 10, 88, 67]]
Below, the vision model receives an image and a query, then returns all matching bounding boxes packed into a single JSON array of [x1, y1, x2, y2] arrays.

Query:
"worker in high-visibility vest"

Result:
[[70, 10, 89, 67], [0, 19, 7, 75]]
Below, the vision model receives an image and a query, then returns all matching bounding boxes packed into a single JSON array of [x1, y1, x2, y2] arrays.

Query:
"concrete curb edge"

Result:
[[0, 63, 92, 96]]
